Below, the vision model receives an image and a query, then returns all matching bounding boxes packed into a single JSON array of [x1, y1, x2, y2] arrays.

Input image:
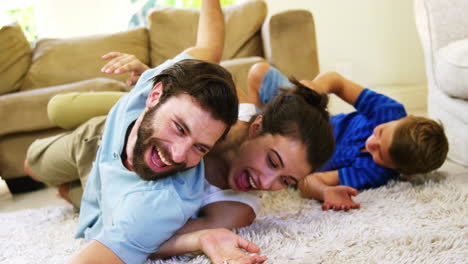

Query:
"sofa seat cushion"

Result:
[[0, 24, 31, 95], [148, 0, 267, 67], [436, 38, 468, 99], [1, 78, 126, 137], [21, 28, 149, 91]]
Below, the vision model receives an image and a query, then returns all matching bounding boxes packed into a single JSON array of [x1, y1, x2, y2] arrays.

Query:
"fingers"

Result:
[[126, 72, 142, 85], [101, 51, 122, 60], [237, 237, 260, 253], [250, 255, 268, 263], [101, 53, 138, 74], [322, 203, 330, 211], [101, 55, 132, 74], [345, 186, 359, 196], [322, 202, 360, 211]]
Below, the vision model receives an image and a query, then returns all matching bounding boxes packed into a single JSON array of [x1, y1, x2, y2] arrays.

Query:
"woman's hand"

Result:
[[101, 52, 150, 85], [199, 228, 268, 264]]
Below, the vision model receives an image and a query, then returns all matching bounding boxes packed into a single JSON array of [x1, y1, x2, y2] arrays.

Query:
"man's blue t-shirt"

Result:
[[76, 53, 205, 263], [259, 67, 407, 190]]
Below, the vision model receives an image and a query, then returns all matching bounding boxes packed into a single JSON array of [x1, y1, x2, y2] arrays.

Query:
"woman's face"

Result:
[[227, 133, 312, 192]]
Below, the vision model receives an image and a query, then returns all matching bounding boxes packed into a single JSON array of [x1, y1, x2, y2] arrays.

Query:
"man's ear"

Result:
[[248, 115, 263, 139], [146, 82, 163, 108]]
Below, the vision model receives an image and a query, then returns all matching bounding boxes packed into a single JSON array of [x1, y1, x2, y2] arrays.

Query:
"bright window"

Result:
[[127, 0, 236, 28], [1, 0, 37, 43], [3, 7, 38, 43]]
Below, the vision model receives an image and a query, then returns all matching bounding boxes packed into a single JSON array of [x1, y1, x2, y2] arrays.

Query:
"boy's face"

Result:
[[365, 119, 403, 169]]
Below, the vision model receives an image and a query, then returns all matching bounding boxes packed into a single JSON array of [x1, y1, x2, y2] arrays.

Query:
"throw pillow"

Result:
[[0, 24, 32, 95], [21, 27, 150, 91]]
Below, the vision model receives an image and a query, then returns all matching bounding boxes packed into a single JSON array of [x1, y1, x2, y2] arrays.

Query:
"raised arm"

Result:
[[184, 0, 224, 63], [300, 72, 364, 106]]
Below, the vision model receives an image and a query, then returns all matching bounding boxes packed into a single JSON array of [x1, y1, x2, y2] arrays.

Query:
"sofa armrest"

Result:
[[415, 0, 468, 52], [0, 78, 127, 136], [261, 10, 319, 80]]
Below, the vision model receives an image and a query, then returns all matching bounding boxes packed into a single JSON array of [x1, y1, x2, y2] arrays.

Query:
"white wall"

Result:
[[34, 0, 128, 39], [266, 0, 427, 87], [31, 0, 427, 86]]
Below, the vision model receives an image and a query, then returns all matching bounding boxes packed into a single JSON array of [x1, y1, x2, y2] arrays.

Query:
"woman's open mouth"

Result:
[[236, 170, 259, 191]]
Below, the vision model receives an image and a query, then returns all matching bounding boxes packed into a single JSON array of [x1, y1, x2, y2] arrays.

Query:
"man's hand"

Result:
[[199, 228, 268, 264], [322, 185, 361, 211], [101, 52, 149, 85]]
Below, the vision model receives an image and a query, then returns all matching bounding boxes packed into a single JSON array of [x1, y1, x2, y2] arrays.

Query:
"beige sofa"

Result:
[[0, 0, 319, 191], [415, 0, 468, 167]]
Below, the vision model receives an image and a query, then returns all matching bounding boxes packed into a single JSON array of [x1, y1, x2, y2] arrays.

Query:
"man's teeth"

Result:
[[157, 148, 172, 166], [248, 175, 257, 189]]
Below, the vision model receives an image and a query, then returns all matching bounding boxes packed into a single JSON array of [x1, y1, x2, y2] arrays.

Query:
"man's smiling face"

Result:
[[131, 93, 227, 181]]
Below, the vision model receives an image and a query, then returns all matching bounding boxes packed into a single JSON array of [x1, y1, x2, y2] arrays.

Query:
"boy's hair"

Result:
[[389, 116, 449, 174], [151, 59, 239, 138], [260, 78, 335, 172]]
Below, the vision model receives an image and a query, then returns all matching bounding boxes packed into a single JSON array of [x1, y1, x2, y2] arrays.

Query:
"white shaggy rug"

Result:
[[1, 173, 467, 264]]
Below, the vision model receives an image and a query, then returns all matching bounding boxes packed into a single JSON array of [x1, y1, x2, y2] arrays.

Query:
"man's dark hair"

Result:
[[152, 59, 239, 137]]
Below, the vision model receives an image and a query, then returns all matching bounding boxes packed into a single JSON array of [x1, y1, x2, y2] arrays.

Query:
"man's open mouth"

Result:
[[148, 146, 173, 171]]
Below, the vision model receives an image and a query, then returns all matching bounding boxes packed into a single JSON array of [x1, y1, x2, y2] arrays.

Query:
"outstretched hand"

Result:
[[101, 52, 149, 85], [322, 185, 361, 211], [199, 228, 267, 264]]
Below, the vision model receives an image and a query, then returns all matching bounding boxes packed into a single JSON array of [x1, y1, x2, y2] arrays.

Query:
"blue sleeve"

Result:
[[95, 190, 185, 263], [338, 164, 396, 190], [354, 88, 407, 123]]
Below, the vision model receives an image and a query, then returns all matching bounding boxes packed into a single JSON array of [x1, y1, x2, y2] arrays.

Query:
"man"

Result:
[[23, 0, 248, 262]]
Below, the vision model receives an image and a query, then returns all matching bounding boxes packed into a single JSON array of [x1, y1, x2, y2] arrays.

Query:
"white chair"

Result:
[[414, 0, 468, 167]]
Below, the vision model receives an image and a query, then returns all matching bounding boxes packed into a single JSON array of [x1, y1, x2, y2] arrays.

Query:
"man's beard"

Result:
[[132, 105, 187, 181]]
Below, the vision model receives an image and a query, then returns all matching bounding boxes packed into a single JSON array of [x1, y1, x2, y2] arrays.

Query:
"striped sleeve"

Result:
[[338, 166, 395, 190], [354, 88, 406, 122]]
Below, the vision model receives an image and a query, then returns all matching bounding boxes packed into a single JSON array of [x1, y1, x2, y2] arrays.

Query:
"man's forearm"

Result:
[[149, 230, 207, 259]]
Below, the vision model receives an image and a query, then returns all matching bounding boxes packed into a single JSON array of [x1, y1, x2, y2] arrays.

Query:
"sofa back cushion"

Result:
[[0, 24, 32, 95], [148, 0, 267, 67], [21, 27, 149, 91]]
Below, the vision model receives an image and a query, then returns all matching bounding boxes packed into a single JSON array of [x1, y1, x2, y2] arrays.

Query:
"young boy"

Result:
[[247, 63, 449, 211]]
